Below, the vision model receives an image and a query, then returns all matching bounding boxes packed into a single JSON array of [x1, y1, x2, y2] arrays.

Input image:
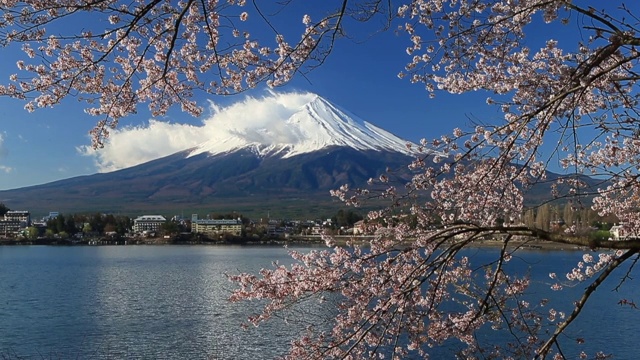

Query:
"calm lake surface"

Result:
[[0, 245, 638, 359]]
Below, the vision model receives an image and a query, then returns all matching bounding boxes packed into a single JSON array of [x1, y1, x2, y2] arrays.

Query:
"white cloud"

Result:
[[79, 120, 207, 172], [0, 165, 12, 174], [80, 90, 317, 172]]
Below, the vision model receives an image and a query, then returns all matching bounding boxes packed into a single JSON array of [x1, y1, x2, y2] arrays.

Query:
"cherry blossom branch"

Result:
[[536, 249, 638, 358], [613, 253, 639, 292]]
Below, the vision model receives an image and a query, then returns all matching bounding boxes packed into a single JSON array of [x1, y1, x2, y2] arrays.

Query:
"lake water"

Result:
[[0, 245, 638, 359]]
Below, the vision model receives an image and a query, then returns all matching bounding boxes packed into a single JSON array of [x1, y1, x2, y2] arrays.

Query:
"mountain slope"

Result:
[[0, 93, 424, 217], [0, 147, 415, 216]]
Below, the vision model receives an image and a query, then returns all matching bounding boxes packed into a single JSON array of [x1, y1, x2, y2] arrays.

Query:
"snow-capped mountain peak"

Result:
[[188, 94, 416, 158]]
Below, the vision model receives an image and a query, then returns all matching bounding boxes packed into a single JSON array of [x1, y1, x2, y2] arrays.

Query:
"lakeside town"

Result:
[[0, 207, 368, 245], [0, 205, 633, 246]]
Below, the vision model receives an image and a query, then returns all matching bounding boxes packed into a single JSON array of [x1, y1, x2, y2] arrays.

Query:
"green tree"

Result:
[[563, 203, 574, 227], [54, 214, 66, 233], [161, 221, 179, 235], [26, 226, 39, 240], [115, 216, 132, 235], [332, 209, 364, 228], [104, 223, 117, 233], [0, 203, 9, 217], [523, 208, 535, 228], [65, 217, 77, 234], [535, 204, 550, 232], [89, 213, 104, 233]]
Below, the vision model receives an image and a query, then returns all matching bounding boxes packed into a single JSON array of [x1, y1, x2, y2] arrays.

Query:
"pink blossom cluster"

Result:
[[0, 1, 342, 147], [232, 1, 640, 357], [564, 252, 617, 283], [230, 227, 545, 358], [231, 1, 640, 356]]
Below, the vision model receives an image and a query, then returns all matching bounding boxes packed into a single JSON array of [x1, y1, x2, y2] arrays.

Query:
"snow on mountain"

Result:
[[188, 94, 417, 159]]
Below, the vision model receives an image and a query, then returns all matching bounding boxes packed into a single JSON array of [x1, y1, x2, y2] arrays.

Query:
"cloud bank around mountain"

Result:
[[80, 91, 317, 172]]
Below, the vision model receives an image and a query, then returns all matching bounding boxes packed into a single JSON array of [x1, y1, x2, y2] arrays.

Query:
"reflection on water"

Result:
[[0, 246, 306, 359], [0, 246, 638, 359]]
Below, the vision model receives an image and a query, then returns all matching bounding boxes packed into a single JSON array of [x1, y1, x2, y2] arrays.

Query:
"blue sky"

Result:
[[0, 1, 628, 191], [0, 4, 495, 191]]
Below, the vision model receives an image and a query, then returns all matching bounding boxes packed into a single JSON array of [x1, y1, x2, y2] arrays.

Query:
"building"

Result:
[[0, 210, 31, 237], [353, 220, 366, 235], [132, 215, 166, 233], [5, 210, 30, 227], [42, 212, 59, 222], [609, 224, 637, 241], [191, 214, 242, 237], [0, 219, 22, 237]]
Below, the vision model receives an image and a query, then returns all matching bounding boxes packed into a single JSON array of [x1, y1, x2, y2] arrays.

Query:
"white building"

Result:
[[0, 210, 31, 237], [133, 215, 166, 233], [353, 220, 366, 235], [609, 224, 638, 240], [5, 210, 30, 227]]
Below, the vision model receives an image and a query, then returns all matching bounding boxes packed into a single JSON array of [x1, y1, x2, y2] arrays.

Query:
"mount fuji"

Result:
[[0, 94, 424, 217], [187, 94, 415, 159]]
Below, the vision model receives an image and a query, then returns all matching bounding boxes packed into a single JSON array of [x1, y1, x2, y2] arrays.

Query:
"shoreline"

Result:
[[0, 236, 590, 252]]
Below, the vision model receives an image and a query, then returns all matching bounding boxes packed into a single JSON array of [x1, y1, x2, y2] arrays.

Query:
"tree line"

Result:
[[35, 213, 132, 239]]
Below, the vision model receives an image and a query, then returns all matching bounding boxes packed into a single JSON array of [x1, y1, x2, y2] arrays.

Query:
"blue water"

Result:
[[462, 248, 640, 359], [0, 246, 638, 359], [0, 246, 305, 359]]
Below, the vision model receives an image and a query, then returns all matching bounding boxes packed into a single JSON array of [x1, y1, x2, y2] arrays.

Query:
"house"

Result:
[[132, 215, 166, 233], [310, 224, 324, 235], [353, 220, 366, 235], [191, 214, 242, 237], [610, 224, 638, 240]]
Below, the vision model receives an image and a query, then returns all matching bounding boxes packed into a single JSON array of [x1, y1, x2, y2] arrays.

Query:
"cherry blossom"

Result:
[[230, 1, 640, 358], [0, 1, 343, 147]]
